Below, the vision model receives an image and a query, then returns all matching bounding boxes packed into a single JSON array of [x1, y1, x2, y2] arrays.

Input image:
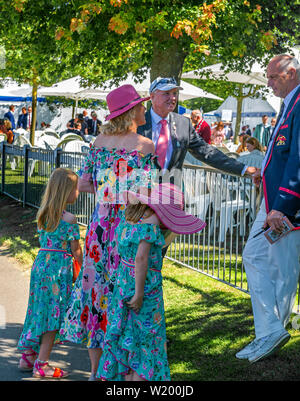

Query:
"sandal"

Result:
[[18, 350, 38, 372], [33, 359, 69, 379]]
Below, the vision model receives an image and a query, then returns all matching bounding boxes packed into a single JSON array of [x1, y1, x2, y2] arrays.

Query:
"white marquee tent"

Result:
[[39, 72, 223, 104], [205, 95, 277, 131], [182, 62, 268, 86]]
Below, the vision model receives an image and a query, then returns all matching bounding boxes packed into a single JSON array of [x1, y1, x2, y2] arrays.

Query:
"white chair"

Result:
[[224, 141, 239, 152], [14, 128, 29, 137], [36, 135, 59, 150], [59, 133, 84, 141], [184, 169, 211, 220], [33, 130, 47, 142], [11, 135, 37, 176], [208, 173, 251, 242], [64, 140, 89, 153], [84, 135, 96, 144], [185, 193, 211, 221], [14, 130, 32, 147], [56, 134, 84, 150], [43, 129, 60, 138]]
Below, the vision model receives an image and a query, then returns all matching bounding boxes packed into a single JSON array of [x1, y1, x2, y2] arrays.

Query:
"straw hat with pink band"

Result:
[[105, 84, 150, 121], [124, 183, 206, 235]]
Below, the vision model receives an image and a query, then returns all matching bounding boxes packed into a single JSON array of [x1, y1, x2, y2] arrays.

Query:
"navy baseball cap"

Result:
[[150, 77, 183, 93]]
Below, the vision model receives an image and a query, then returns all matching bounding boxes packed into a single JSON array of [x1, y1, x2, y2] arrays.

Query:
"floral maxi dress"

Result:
[[17, 220, 80, 352], [60, 145, 156, 349], [97, 221, 170, 381]]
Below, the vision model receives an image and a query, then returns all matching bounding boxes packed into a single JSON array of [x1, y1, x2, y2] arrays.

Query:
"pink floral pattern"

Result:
[[60, 145, 157, 349]]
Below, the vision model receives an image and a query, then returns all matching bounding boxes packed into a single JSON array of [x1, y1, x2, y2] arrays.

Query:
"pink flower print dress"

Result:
[[60, 145, 157, 349]]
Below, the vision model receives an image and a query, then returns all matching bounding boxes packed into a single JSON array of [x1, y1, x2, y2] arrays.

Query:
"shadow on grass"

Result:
[[163, 270, 300, 381]]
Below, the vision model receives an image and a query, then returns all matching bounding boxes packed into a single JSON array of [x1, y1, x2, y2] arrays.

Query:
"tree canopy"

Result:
[[1, 0, 298, 86], [0, 0, 298, 142], [53, 0, 299, 83]]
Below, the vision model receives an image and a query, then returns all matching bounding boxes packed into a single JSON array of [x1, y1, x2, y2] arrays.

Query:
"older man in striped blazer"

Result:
[[236, 54, 300, 363]]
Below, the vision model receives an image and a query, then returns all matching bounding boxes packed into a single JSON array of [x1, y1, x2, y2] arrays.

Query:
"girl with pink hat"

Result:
[[97, 183, 205, 381], [60, 85, 157, 380]]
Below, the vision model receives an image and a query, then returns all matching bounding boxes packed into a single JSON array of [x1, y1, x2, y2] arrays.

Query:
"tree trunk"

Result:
[[30, 78, 38, 146], [233, 84, 260, 143], [233, 84, 243, 144], [151, 30, 187, 84]]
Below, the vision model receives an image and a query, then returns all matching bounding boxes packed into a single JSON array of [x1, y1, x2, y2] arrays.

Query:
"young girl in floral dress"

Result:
[[97, 183, 206, 381], [17, 168, 83, 379]]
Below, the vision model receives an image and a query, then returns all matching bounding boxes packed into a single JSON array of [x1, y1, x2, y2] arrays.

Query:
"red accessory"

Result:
[[73, 259, 81, 282]]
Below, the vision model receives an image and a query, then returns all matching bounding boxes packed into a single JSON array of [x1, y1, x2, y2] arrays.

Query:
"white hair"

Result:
[[272, 54, 300, 79]]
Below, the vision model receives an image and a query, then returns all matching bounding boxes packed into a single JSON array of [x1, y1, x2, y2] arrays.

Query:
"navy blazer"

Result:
[[262, 86, 300, 227], [17, 113, 28, 129], [87, 118, 102, 135], [4, 111, 16, 130], [137, 110, 245, 176]]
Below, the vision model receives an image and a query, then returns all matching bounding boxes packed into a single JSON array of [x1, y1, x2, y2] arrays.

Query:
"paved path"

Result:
[[0, 250, 91, 381]]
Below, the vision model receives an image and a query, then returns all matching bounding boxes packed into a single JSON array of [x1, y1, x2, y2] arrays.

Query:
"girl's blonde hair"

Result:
[[100, 105, 137, 136], [37, 168, 78, 232], [125, 201, 154, 224]]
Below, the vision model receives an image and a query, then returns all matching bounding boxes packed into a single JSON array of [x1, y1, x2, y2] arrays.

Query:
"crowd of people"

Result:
[[66, 110, 102, 141], [11, 53, 300, 380], [0, 106, 103, 145], [185, 109, 279, 170]]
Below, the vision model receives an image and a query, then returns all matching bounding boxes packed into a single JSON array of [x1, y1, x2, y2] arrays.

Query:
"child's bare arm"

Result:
[[70, 239, 83, 266], [127, 240, 151, 312], [78, 177, 95, 194]]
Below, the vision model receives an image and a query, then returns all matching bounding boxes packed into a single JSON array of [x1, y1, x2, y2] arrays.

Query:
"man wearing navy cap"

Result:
[[137, 76, 256, 182]]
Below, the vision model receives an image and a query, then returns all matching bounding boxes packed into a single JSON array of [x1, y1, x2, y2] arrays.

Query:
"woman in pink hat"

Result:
[[97, 183, 206, 381], [60, 85, 157, 380]]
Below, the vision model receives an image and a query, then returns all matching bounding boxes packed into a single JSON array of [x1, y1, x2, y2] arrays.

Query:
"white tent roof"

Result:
[[39, 72, 223, 102], [210, 96, 277, 118], [182, 62, 268, 86], [101, 72, 223, 101], [38, 77, 107, 101], [0, 79, 32, 97]]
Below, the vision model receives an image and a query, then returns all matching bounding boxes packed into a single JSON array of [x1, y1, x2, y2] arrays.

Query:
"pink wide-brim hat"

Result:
[[124, 183, 206, 235], [105, 84, 150, 121]]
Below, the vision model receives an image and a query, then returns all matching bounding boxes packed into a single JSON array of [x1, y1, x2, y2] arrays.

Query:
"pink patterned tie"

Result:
[[156, 119, 169, 169]]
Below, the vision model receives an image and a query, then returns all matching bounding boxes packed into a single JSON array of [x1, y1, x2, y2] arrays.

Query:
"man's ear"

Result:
[[288, 67, 297, 80]]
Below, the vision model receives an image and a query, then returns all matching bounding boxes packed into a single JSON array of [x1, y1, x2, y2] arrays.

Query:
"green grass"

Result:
[[167, 238, 248, 291], [1, 194, 300, 380], [0, 236, 39, 268], [163, 260, 300, 381]]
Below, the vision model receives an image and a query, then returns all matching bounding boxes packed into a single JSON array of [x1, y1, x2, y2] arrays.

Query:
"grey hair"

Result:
[[272, 54, 300, 79]]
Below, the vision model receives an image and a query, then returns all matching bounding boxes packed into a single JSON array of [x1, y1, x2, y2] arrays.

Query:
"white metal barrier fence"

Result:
[[1, 142, 299, 308]]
